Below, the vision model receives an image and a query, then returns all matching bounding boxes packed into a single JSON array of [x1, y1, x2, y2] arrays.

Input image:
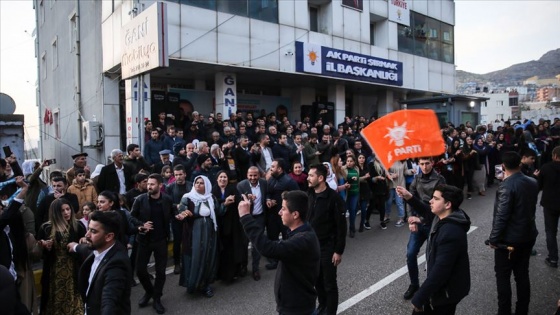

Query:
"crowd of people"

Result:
[[1, 105, 560, 315]]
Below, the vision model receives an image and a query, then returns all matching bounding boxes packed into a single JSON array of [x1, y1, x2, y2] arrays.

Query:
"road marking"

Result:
[[337, 226, 478, 314]]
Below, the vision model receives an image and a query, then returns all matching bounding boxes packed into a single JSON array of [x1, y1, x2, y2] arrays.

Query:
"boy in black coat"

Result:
[[397, 184, 471, 314]]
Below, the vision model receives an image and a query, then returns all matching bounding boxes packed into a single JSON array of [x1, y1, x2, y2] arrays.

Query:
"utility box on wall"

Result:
[[82, 121, 101, 147]]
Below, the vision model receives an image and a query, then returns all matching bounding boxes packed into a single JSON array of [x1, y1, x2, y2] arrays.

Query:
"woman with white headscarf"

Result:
[[176, 175, 224, 297], [322, 162, 338, 191]]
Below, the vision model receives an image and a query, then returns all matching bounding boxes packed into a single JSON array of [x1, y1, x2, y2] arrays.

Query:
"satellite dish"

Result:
[[0, 93, 16, 114]]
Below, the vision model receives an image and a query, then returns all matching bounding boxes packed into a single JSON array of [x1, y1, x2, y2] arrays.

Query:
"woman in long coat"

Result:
[[177, 175, 224, 297], [211, 170, 246, 282], [37, 198, 86, 315]]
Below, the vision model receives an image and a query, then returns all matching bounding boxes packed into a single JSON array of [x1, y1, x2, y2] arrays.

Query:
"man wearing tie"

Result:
[[70, 210, 132, 315]]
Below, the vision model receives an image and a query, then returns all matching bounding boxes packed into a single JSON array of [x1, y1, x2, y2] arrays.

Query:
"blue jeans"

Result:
[[385, 188, 405, 219], [346, 194, 359, 232], [406, 224, 430, 286]]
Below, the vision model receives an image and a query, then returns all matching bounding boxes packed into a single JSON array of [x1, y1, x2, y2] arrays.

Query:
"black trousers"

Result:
[[494, 241, 534, 315], [251, 214, 265, 271], [316, 241, 338, 315], [544, 207, 560, 261], [136, 239, 168, 299], [413, 303, 457, 315]]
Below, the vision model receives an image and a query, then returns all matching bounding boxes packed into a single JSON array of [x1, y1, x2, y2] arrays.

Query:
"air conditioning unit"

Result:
[[82, 121, 100, 147]]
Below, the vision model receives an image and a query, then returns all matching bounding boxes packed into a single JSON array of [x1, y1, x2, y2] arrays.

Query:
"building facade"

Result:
[[36, 0, 457, 167]]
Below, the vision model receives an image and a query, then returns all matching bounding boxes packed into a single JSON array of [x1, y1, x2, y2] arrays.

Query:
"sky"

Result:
[[1, 0, 560, 145]]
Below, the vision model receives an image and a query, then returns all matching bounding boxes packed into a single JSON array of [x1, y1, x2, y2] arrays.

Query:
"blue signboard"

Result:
[[295, 41, 403, 86]]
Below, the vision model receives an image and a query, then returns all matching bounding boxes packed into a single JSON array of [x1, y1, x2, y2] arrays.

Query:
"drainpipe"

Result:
[[34, 0, 43, 160], [76, 0, 83, 152]]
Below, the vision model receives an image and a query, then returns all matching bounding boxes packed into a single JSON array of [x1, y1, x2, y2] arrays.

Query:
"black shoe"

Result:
[[545, 257, 558, 268], [265, 262, 278, 270], [138, 293, 152, 307], [173, 265, 181, 274], [252, 270, 261, 281], [131, 279, 139, 287], [364, 222, 371, 230], [153, 298, 166, 314], [358, 225, 364, 232], [202, 286, 214, 298], [403, 285, 419, 300], [239, 266, 248, 277], [349, 230, 355, 238]]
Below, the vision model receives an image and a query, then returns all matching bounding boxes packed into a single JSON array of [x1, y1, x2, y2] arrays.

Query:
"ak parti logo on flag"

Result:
[[360, 109, 445, 170]]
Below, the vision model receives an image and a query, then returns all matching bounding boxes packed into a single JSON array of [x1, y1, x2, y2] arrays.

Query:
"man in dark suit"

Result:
[[97, 149, 134, 195], [69, 210, 131, 315], [233, 135, 256, 181], [130, 174, 174, 314], [236, 166, 267, 281]]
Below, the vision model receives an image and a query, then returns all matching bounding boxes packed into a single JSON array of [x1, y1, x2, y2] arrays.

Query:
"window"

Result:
[[397, 12, 454, 63], [180, 0, 216, 10], [69, 13, 77, 52], [180, 0, 278, 23], [217, 0, 247, 16], [310, 7, 318, 32], [248, 0, 278, 23], [40, 0, 45, 25], [41, 51, 47, 80], [51, 36, 58, 69], [53, 109, 60, 139], [369, 23, 375, 45], [496, 100, 504, 106], [497, 114, 504, 120]]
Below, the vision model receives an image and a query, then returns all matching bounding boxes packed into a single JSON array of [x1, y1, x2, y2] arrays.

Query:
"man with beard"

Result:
[[124, 143, 152, 176], [172, 143, 199, 180], [307, 164, 346, 315], [125, 174, 148, 210], [272, 133, 291, 168], [190, 154, 217, 184], [66, 152, 90, 184], [236, 166, 268, 281], [130, 174, 174, 314], [304, 133, 321, 167], [317, 134, 334, 163], [165, 165, 193, 274], [69, 211, 132, 315], [265, 159, 299, 270], [233, 135, 256, 181]]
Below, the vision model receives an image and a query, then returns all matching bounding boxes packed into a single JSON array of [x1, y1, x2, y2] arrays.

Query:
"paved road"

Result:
[[130, 185, 560, 314]]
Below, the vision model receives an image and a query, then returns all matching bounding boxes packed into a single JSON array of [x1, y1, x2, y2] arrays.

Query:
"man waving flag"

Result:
[[360, 109, 445, 170]]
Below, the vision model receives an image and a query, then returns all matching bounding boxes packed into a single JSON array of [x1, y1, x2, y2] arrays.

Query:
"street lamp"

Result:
[[469, 101, 475, 108]]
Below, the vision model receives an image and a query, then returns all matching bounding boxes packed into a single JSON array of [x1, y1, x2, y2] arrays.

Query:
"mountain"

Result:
[[457, 48, 560, 89]]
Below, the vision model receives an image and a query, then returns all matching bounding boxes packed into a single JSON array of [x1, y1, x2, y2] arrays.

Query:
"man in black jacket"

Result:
[[265, 158, 299, 270], [398, 184, 471, 314], [71, 210, 132, 315], [97, 149, 134, 195], [538, 146, 560, 268], [488, 151, 539, 315], [130, 174, 175, 314], [404, 157, 445, 300], [237, 166, 268, 281], [165, 165, 192, 274], [238, 190, 320, 315], [307, 164, 346, 315]]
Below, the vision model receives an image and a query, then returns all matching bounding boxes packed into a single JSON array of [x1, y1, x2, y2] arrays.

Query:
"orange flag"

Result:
[[360, 109, 445, 170]]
